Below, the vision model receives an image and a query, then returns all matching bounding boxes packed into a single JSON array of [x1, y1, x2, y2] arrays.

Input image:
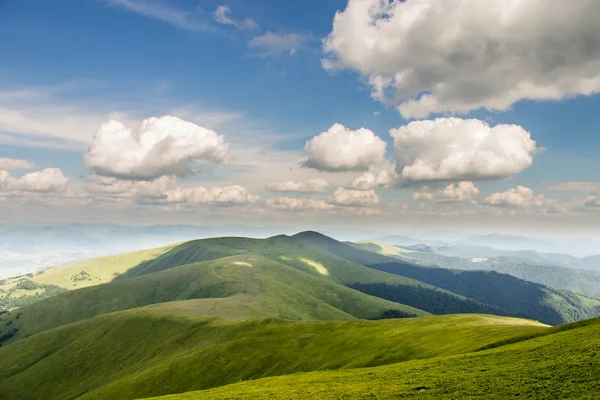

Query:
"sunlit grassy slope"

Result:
[[0, 311, 548, 400], [146, 318, 600, 400], [0, 244, 176, 308], [0, 253, 429, 344]]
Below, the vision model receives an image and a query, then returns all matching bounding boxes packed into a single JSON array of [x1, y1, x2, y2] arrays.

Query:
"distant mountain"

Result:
[[458, 234, 600, 258], [369, 235, 425, 247], [353, 241, 600, 299], [293, 231, 600, 325]]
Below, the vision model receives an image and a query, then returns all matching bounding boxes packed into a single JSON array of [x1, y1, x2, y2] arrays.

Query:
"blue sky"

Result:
[[0, 0, 599, 236]]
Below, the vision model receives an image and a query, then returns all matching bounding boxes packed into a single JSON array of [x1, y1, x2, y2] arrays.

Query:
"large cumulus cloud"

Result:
[[303, 123, 386, 172], [390, 118, 537, 183], [322, 0, 600, 118], [85, 115, 229, 180]]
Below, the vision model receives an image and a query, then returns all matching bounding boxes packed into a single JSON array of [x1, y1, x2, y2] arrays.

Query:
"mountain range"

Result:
[[0, 231, 599, 399]]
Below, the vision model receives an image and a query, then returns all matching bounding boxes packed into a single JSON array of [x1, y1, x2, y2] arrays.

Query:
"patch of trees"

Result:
[[349, 282, 509, 317], [71, 271, 92, 282], [15, 279, 39, 290], [0, 328, 19, 346], [0, 284, 67, 310], [369, 309, 418, 320], [365, 262, 598, 325]]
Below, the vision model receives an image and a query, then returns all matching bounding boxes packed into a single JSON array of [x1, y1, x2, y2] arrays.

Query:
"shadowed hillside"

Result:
[[293, 231, 600, 325]]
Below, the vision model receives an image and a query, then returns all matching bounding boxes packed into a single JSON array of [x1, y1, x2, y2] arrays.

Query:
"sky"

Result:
[[1, 0, 600, 237]]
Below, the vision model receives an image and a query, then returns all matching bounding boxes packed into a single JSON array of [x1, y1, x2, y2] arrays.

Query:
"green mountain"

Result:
[[0, 252, 428, 345], [293, 231, 600, 325], [3, 231, 599, 349], [0, 309, 548, 400], [353, 240, 600, 299], [147, 317, 600, 400]]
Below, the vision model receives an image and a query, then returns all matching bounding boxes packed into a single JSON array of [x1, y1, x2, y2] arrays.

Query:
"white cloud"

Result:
[[214, 5, 258, 30], [438, 182, 479, 203], [331, 187, 379, 207], [85, 115, 229, 180], [483, 186, 568, 214], [84, 175, 177, 200], [0, 158, 35, 171], [412, 186, 433, 201], [322, 0, 600, 118], [390, 118, 537, 183], [303, 123, 387, 172], [107, 0, 208, 32], [266, 197, 334, 210], [412, 181, 479, 203], [266, 178, 330, 193], [350, 170, 393, 190], [0, 168, 69, 193], [249, 31, 306, 56], [483, 186, 539, 207], [154, 185, 258, 206]]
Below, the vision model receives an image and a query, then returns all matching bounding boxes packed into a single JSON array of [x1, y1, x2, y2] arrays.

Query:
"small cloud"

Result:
[[249, 31, 306, 57], [213, 5, 258, 30], [373, 111, 381, 116], [107, 0, 208, 32]]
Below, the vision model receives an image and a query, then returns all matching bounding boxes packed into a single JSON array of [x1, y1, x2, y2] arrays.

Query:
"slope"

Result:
[[0, 310, 548, 400], [0, 253, 427, 345], [116, 236, 505, 317], [293, 231, 600, 325], [0, 244, 177, 310], [353, 240, 600, 299], [152, 317, 600, 400]]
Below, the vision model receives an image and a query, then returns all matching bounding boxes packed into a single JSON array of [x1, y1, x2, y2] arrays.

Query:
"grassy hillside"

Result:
[[145, 318, 600, 400], [294, 231, 600, 325], [0, 244, 176, 309], [353, 240, 600, 299], [0, 253, 428, 344], [0, 311, 548, 400]]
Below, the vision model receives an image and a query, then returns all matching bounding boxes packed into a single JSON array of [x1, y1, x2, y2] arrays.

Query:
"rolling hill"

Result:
[[0, 310, 549, 400], [2, 231, 599, 349], [146, 317, 600, 400], [293, 231, 600, 325], [353, 240, 600, 299], [0, 253, 428, 345]]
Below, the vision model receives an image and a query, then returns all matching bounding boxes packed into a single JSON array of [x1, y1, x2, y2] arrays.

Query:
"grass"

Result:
[[0, 244, 176, 307], [293, 231, 600, 324], [0, 253, 428, 344], [0, 312, 549, 400], [145, 317, 600, 400]]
